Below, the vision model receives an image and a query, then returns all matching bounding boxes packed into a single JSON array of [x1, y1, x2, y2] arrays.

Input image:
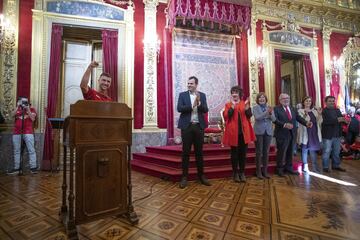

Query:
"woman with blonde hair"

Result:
[[297, 96, 322, 172], [253, 92, 275, 179]]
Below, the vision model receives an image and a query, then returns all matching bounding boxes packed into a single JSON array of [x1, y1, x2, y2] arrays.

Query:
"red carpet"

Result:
[[131, 143, 302, 181]]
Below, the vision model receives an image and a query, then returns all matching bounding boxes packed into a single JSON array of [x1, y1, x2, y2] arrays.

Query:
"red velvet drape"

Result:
[[133, 0, 145, 129], [256, 20, 265, 92], [329, 32, 352, 102], [42, 24, 63, 170], [303, 55, 316, 105], [102, 29, 118, 101], [236, 31, 249, 98], [17, 0, 34, 99], [157, 3, 167, 128], [274, 50, 282, 104], [164, 28, 174, 141], [317, 31, 325, 107]]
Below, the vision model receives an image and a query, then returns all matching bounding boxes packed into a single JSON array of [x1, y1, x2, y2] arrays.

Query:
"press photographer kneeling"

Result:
[[8, 97, 38, 175]]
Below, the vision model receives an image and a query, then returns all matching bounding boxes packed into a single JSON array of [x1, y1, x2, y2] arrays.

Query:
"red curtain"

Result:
[[317, 31, 325, 107], [167, 0, 251, 33], [157, 3, 167, 129], [17, 0, 34, 99], [274, 50, 282, 104], [303, 55, 316, 105], [235, 31, 249, 98], [329, 32, 351, 102], [164, 28, 174, 142], [133, 0, 145, 129], [42, 24, 63, 170], [256, 20, 265, 92], [102, 29, 118, 101]]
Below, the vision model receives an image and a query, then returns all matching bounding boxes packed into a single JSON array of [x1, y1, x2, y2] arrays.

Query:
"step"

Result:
[[131, 159, 295, 182], [145, 144, 276, 156], [132, 152, 277, 168]]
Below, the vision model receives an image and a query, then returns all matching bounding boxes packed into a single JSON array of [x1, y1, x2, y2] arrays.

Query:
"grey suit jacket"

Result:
[[253, 104, 276, 136]]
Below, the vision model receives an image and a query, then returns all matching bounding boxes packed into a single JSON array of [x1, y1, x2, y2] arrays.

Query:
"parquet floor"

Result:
[[1, 160, 360, 240]]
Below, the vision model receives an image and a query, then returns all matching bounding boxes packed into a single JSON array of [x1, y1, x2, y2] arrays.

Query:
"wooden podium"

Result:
[[60, 101, 138, 239]]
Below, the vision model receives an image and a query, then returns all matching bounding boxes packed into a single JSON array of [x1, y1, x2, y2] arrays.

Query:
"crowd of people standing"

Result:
[[177, 77, 357, 188]]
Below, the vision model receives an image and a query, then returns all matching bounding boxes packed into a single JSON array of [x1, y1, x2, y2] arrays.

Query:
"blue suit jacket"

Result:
[[177, 91, 209, 130], [273, 105, 307, 139]]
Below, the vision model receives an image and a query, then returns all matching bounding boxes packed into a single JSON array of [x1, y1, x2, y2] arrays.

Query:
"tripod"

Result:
[[18, 106, 26, 176]]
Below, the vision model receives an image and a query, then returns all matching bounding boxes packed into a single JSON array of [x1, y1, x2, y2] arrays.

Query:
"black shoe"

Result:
[[256, 170, 264, 179], [276, 170, 285, 177], [30, 168, 39, 174], [285, 169, 299, 175], [239, 173, 246, 182], [323, 168, 330, 173], [233, 173, 240, 183], [179, 177, 188, 189], [7, 170, 19, 175], [199, 175, 211, 186], [333, 167, 346, 172]]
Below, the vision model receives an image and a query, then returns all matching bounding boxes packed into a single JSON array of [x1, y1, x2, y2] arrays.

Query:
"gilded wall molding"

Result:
[[253, 1, 359, 33], [261, 22, 321, 106], [142, 0, 160, 130], [248, 14, 259, 107], [0, 0, 19, 121], [322, 26, 332, 96]]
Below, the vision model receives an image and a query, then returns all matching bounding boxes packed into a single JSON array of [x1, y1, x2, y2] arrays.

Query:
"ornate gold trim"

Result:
[[0, 0, 19, 121], [253, 0, 359, 33]]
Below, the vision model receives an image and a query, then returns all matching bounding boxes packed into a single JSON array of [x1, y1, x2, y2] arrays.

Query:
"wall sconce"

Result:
[[252, 46, 266, 69], [143, 34, 161, 62]]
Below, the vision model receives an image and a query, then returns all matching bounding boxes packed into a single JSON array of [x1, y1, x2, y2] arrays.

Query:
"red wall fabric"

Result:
[[316, 31, 325, 107], [17, 0, 34, 99], [133, 0, 145, 129], [330, 32, 352, 59], [156, 3, 167, 129], [256, 20, 265, 92], [163, 28, 174, 140], [235, 33, 249, 98], [43, 24, 63, 170], [102, 29, 119, 101]]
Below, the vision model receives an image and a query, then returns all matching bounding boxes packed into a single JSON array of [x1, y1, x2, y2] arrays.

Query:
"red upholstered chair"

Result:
[[204, 109, 225, 145]]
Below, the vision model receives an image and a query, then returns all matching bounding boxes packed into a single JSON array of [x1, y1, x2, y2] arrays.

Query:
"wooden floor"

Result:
[[1, 160, 360, 240]]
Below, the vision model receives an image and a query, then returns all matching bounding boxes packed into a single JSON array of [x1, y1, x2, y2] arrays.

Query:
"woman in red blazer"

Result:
[[223, 86, 256, 182]]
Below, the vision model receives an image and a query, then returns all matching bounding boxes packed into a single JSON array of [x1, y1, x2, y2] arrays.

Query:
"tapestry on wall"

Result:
[[172, 29, 238, 138]]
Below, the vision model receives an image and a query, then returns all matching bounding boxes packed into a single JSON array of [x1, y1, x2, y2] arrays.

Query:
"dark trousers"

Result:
[[181, 123, 204, 177], [275, 133, 294, 172], [255, 134, 272, 170], [231, 134, 248, 174]]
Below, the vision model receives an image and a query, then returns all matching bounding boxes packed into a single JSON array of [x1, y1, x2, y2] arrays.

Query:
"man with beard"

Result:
[[80, 61, 112, 102]]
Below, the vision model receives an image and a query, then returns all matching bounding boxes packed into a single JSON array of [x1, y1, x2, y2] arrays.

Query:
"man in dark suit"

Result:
[[273, 93, 311, 176], [177, 76, 210, 188]]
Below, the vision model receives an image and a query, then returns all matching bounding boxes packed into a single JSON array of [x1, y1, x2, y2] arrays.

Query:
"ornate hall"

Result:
[[0, 0, 360, 239]]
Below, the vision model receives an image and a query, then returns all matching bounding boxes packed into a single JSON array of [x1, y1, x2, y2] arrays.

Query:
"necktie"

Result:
[[285, 107, 292, 120]]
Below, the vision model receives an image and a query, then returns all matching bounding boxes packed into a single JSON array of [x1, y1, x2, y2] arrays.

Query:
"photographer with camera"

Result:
[[8, 97, 38, 175]]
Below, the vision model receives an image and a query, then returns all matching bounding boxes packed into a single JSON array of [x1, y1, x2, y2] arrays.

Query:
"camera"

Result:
[[17, 97, 29, 108]]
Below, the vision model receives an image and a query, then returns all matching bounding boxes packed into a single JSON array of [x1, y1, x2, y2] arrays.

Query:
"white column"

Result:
[[248, 15, 259, 106], [143, 0, 159, 130], [323, 26, 332, 96]]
